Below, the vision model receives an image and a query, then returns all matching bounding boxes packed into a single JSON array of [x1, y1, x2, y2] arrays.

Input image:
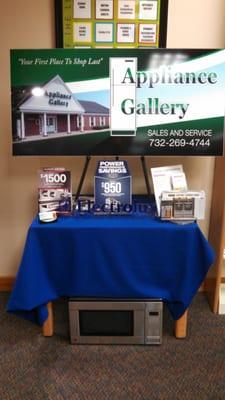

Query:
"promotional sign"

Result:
[[11, 48, 225, 156], [38, 168, 72, 214], [94, 160, 132, 212], [61, 0, 163, 48]]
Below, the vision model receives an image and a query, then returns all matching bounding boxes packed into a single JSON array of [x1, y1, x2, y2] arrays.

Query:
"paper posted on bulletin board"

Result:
[[62, 0, 162, 48]]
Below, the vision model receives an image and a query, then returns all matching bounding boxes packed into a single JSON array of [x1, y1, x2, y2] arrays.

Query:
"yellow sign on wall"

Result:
[[61, 0, 166, 48]]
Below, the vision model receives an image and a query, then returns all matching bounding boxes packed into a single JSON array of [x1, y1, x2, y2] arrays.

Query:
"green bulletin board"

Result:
[[55, 0, 168, 48]]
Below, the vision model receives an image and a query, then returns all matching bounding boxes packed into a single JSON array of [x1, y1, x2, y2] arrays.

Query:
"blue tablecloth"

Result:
[[7, 200, 214, 325]]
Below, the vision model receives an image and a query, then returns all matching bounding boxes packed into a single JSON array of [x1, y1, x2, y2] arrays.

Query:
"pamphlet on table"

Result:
[[38, 168, 72, 216]]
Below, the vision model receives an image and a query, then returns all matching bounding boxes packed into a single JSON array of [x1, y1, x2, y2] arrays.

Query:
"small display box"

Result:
[[160, 190, 205, 221], [94, 160, 132, 213], [69, 299, 163, 345]]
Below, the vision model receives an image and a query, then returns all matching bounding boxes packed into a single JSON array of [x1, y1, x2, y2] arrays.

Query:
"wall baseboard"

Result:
[[0, 277, 15, 291]]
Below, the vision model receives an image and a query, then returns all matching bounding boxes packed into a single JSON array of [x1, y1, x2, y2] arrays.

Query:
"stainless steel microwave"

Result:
[[68, 299, 163, 345]]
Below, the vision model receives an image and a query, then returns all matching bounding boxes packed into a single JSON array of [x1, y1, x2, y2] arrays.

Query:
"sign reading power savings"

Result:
[[94, 160, 132, 213]]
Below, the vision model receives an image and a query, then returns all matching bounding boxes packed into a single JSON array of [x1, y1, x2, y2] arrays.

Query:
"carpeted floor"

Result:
[[0, 292, 225, 400]]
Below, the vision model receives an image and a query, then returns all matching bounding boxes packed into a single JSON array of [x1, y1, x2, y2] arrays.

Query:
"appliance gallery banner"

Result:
[[11, 48, 225, 156]]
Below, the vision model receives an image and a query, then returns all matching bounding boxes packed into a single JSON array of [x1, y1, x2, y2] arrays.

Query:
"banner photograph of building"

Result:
[[13, 75, 109, 141]]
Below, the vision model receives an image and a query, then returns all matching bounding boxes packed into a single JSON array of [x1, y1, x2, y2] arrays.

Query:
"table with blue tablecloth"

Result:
[[7, 197, 214, 338]]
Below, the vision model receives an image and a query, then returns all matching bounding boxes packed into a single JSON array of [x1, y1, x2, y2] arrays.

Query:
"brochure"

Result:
[[38, 168, 72, 214], [151, 165, 186, 215]]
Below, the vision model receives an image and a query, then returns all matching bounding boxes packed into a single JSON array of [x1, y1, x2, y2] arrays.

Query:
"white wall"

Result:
[[167, 0, 225, 48], [0, 0, 224, 276]]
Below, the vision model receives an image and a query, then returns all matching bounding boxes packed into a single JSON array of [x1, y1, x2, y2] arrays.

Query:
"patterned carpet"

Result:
[[0, 292, 225, 400]]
